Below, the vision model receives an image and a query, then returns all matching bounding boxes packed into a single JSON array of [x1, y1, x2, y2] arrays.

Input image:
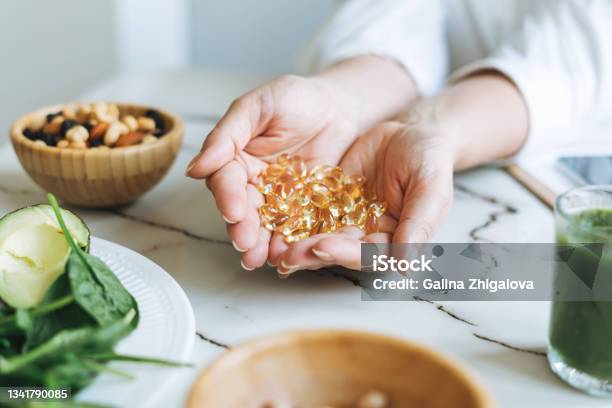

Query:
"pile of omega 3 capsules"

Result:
[[257, 154, 386, 243]]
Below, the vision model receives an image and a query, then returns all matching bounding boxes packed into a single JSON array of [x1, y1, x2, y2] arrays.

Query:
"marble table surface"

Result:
[[1, 69, 608, 408]]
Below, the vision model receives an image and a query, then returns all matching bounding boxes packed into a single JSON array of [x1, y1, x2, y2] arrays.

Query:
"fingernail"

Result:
[[312, 248, 334, 262], [278, 267, 298, 277], [280, 260, 298, 270], [223, 215, 237, 224], [185, 152, 202, 175], [240, 260, 254, 271], [267, 260, 276, 267], [232, 240, 246, 252]]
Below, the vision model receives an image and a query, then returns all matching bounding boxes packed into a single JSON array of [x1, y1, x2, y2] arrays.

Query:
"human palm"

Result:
[[186, 75, 360, 269], [241, 75, 358, 164], [274, 121, 456, 274]]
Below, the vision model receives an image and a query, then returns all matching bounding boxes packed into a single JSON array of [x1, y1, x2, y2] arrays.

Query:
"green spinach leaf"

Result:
[[48, 194, 138, 328], [66, 251, 137, 327], [23, 275, 93, 350], [15, 309, 33, 337], [0, 308, 136, 376]]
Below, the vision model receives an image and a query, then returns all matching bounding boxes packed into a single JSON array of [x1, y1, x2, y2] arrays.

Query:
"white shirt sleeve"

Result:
[[452, 0, 612, 157], [299, 0, 448, 97]]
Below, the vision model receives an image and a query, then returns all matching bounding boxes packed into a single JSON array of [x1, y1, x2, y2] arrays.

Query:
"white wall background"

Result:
[[115, 0, 191, 71], [191, 0, 335, 74], [0, 0, 117, 141], [0, 0, 334, 138]]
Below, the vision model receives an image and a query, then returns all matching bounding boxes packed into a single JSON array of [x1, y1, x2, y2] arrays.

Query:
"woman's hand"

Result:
[[186, 75, 359, 269], [275, 72, 530, 275], [185, 57, 417, 270], [273, 118, 456, 274]]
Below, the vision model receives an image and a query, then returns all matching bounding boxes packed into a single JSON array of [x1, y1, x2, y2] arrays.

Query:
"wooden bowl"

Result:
[[10, 102, 183, 207], [188, 330, 494, 408]]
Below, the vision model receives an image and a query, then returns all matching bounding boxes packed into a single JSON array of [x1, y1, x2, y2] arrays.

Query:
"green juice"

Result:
[[549, 208, 612, 383]]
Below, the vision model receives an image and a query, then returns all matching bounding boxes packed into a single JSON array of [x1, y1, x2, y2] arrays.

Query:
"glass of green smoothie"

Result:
[[549, 185, 612, 396]]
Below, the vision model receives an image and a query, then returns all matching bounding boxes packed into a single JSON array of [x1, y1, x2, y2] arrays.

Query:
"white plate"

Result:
[[76, 237, 195, 407]]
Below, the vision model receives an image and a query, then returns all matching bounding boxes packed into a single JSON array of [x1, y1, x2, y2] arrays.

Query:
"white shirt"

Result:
[[301, 0, 612, 156]]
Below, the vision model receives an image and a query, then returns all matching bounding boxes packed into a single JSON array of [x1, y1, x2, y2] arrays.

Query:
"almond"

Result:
[[90, 122, 109, 140], [115, 131, 145, 147], [42, 116, 64, 134]]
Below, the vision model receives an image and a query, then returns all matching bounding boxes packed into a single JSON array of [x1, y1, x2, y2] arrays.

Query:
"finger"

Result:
[[186, 92, 264, 178], [393, 171, 453, 244], [376, 215, 398, 235], [281, 231, 393, 274], [364, 232, 392, 243], [311, 236, 363, 271], [331, 225, 366, 239], [267, 231, 288, 267], [310, 232, 392, 271], [278, 227, 365, 272], [227, 184, 263, 251], [207, 160, 248, 223], [241, 226, 271, 270], [277, 236, 322, 271]]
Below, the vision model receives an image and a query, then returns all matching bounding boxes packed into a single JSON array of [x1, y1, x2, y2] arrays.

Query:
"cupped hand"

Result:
[[185, 75, 361, 269], [275, 120, 456, 275]]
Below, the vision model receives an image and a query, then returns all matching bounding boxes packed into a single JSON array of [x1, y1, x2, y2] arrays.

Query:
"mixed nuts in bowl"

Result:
[[21, 102, 166, 149], [10, 102, 183, 207]]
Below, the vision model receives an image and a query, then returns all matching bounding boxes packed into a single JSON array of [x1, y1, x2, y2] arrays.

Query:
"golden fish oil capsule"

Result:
[[328, 200, 342, 218], [369, 202, 386, 218], [337, 191, 355, 213], [279, 171, 299, 184], [310, 164, 332, 181], [344, 175, 365, 199], [259, 204, 279, 221], [289, 155, 308, 178], [310, 183, 331, 208], [257, 154, 386, 243], [264, 163, 286, 178], [322, 176, 343, 192], [341, 213, 357, 226], [293, 180, 305, 191], [319, 208, 337, 233], [345, 184, 363, 200], [285, 230, 310, 243], [257, 180, 273, 195], [278, 153, 291, 165], [344, 174, 365, 187], [353, 194, 365, 207], [282, 215, 304, 236], [273, 181, 294, 200], [259, 204, 289, 231], [301, 207, 317, 230], [329, 166, 344, 181], [263, 214, 289, 231], [266, 193, 289, 213], [288, 193, 311, 209], [365, 212, 379, 234], [309, 216, 324, 234], [353, 202, 368, 227]]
